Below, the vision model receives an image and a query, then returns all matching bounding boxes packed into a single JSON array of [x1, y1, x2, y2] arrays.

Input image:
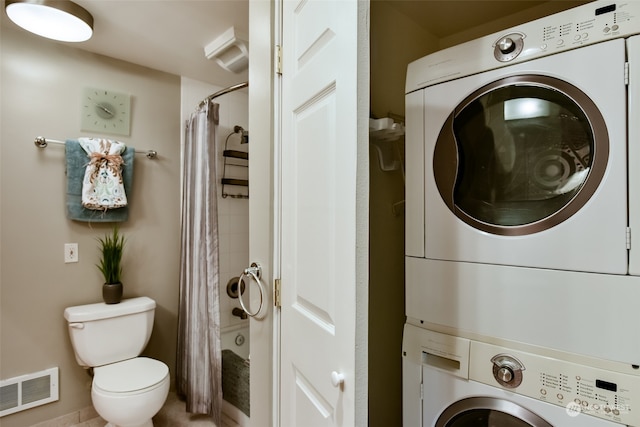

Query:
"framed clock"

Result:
[[81, 87, 131, 136]]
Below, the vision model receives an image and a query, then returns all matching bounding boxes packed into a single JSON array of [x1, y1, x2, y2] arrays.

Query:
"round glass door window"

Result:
[[435, 397, 554, 427], [433, 75, 608, 236]]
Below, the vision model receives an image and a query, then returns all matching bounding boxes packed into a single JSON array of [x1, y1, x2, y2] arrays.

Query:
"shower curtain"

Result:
[[176, 100, 223, 425]]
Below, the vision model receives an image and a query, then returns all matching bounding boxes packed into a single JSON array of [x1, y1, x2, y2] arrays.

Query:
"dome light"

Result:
[[5, 0, 93, 43]]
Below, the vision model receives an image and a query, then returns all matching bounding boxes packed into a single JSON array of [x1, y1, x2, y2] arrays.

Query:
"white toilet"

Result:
[[64, 296, 170, 427]]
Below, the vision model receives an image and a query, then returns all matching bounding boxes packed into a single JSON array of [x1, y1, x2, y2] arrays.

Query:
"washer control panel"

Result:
[[471, 341, 640, 426]]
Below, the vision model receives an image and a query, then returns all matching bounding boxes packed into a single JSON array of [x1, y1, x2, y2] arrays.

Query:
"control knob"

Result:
[[493, 33, 525, 62], [496, 365, 513, 383], [497, 37, 516, 54], [491, 354, 525, 388]]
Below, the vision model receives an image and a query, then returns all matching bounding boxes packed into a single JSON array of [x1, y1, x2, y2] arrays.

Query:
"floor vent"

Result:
[[0, 367, 59, 417]]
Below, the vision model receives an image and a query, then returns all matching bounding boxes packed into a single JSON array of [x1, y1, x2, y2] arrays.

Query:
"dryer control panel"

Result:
[[407, 0, 640, 92], [471, 341, 640, 426]]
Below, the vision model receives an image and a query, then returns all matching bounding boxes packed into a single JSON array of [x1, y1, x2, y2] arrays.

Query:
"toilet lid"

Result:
[[93, 357, 168, 393]]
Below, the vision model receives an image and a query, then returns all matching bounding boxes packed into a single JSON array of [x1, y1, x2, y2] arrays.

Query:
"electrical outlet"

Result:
[[64, 243, 78, 263]]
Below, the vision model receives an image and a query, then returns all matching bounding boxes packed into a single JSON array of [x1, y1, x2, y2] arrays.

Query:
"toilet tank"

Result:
[[64, 296, 156, 368]]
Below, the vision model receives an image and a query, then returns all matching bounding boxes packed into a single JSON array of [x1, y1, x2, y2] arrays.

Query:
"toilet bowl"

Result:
[[91, 357, 169, 427], [64, 297, 170, 427]]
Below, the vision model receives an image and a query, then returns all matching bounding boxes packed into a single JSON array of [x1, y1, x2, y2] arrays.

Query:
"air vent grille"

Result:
[[0, 367, 58, 417]]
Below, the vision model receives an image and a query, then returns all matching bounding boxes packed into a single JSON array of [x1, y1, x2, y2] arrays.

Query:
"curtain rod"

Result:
[[198, 81, 249, 109], [34, 137, 158, 159]]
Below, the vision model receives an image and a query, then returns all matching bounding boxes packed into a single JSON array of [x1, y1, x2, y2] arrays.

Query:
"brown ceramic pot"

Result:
[[102, 282, 123, 304]]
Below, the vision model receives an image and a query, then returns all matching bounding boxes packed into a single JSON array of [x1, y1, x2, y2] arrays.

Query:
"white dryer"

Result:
[[405, 0, 640, 275], [403, 325, 640, 427]]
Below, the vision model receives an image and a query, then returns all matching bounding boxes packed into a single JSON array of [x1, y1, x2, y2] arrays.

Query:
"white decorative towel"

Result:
[[79, 137, 128, 210]]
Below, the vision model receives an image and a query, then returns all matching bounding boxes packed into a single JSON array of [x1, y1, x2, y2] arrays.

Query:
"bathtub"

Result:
[[221, 323, 250, 426]]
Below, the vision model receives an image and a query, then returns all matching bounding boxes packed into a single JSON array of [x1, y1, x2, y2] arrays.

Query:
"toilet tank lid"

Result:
[[64, 297, 156, 323]]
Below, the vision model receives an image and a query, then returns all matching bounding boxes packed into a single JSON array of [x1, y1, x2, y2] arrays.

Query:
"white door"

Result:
[[279, 0, 367, 426]]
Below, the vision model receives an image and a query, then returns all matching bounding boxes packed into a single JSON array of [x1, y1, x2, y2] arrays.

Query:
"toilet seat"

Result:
[[93, 357, 168, 394]]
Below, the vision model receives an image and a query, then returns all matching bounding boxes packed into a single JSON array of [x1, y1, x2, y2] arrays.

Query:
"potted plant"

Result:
[[97, 226, 126, 304]]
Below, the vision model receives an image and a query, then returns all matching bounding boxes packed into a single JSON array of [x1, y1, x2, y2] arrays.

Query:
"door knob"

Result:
[[331, 371, 344, 387]]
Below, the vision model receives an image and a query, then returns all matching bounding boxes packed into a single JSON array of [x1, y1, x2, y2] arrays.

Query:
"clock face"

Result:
[[81, 88, 131, 136]]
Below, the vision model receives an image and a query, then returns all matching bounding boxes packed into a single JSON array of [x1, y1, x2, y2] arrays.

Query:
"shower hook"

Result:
[[237, 262, 265, 317]]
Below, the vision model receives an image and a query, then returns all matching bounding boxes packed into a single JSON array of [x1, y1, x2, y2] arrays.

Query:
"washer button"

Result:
[[612, 24, 619, 31], [604, 26, 611, 33], [557, 393, 564, 400]]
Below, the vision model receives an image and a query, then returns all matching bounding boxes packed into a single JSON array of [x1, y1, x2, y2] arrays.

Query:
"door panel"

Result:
[[280, 0, 360, 426]]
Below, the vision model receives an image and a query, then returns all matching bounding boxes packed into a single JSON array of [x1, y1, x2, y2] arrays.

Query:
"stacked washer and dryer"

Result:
[[404, 1, 640, 426]]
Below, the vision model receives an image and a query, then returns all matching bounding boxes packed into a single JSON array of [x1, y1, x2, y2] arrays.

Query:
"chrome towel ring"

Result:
[[237, 262, 266, 317]]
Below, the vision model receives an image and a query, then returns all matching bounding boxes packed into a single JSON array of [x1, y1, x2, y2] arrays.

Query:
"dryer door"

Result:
[[419, 38, 627, 274], [435, 397, 553, 427], [434, 75, 608, 236]]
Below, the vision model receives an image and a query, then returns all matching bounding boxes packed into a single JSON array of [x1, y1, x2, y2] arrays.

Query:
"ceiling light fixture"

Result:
[[5, 0, 93, 42]]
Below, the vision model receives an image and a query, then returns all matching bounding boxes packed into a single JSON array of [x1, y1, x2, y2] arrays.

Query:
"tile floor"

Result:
[[152, 392, 241, 427], [34, 392, 242, 427]]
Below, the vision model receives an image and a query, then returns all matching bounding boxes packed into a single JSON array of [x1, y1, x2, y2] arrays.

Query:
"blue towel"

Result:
[[65, 139, 134, 222]]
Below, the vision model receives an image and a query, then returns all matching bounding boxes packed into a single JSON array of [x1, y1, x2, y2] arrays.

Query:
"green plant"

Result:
[[96, 226, 126, 284]]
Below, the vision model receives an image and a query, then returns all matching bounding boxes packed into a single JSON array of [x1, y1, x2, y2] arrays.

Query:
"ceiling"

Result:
[[2, 0, 250, 87], [2, 1, 588, 87]]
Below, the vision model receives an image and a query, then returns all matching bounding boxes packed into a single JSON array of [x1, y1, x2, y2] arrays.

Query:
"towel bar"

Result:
[[34, 136, 158, 159]]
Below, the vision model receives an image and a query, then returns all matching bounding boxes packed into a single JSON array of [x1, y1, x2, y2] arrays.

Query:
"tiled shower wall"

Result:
[[181, 77, 250, 330]]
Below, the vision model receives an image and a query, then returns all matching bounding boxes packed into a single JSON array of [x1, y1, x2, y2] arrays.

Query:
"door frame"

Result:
[[248, 0, 277, 425]]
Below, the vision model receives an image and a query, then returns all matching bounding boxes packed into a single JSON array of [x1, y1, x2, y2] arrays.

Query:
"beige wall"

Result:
[[369, 3, 437, 425], [0, 26, 181, 427], [370, 1, 439, 120]]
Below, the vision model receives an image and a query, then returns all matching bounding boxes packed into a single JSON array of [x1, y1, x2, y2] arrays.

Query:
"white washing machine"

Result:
[[405, 0, 640, 275], [403, 325, 640, 427]]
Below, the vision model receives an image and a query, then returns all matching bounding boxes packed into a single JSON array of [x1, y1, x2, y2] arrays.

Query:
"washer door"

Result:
[[433, 75, 608, 236], [436, 397, 553, 427]]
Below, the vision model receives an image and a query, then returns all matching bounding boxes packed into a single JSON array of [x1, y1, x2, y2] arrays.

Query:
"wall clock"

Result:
[[81, 87, 131, 136]]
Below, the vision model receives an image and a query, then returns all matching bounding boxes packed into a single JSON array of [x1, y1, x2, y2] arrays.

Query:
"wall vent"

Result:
[[0, 367, 59, 417]]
